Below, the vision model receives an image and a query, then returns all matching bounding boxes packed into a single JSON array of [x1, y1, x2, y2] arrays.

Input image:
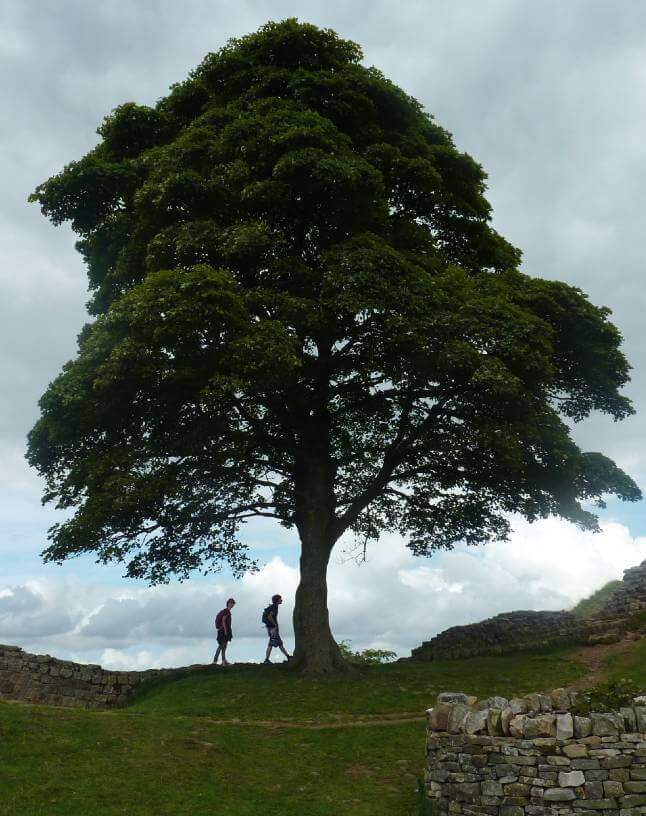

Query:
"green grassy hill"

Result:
[[2, 641, 646, 816], [571, 579, 623, 618]]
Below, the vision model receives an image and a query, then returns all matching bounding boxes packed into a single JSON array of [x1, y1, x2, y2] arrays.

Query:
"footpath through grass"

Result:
[[1, 644, 644, 816]]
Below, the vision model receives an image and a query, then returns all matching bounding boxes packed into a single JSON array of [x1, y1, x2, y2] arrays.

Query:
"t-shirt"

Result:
[[266, 604, 279, 626], [216, 608, 231, 632]]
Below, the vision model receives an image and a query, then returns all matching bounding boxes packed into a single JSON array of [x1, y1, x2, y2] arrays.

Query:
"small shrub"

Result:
[[338, 640, 397, 665], [571, 679, 645, 715]]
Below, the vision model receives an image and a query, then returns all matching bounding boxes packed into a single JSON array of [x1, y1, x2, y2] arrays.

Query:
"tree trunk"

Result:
[[291, 526, 348, 673]]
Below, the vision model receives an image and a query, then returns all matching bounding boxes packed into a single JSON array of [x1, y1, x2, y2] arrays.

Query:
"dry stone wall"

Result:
[[413, 557, 646, 662], [425, 688, 646, 816], [602, 562, 646, 620], [0, 643, 208, 708], [412, 611, 590, 661]]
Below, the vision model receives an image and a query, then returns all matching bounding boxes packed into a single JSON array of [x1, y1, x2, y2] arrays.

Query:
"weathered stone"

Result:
[[544, 787, 576, 801], [634, 707, 646, 733], [591, 713, 623, 737], [589, 748, 621, 757], [620, 795, 646, 807], [514, 756, 538, 766], [556, 713, 575, 740], [487, 709, 503, 737], [509, 715, 527, 738], [585, 781, 604, 799], [604, 781, 625, 797], [586, 770, 609, 781], [500, 806, 524, 816], [559, 770, 585, 787], [428, 703, 452, 731], [549, 688, 571, 712], [525, 694, 542, 712], [546, 755, 571, 766], [501, 744, 519, 757], [504, 783, 531, 796], [601, 755, 633, 769], [448, 703, 472, 733], [609, 768, 630, 782], [571, 759, 600, 770], [509, 698, 529, 716], [575, 716, 593, 738], [437, 691, 467, 703], [481, 780, 503, 796], [533, 738, 556, 752], [620, 707, 637, 732], [501, 707, 514, 736], [465, 709, 489, 735], [624, 782, 646, 793], [563, 744, 589, 758], [525, 714, 556, 739], [572, 799, 618, 809]]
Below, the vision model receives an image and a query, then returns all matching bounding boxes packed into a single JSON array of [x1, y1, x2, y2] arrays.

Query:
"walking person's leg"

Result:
[[275, 632, 291, 660], [278, 642, 291, 659], [264, 626, 275, 663], [214, 630, 228, 664]]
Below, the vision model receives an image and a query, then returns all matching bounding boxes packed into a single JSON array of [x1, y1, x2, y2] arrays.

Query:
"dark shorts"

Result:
[[266, 626, 283, 648], [216, 629, 231, 646]]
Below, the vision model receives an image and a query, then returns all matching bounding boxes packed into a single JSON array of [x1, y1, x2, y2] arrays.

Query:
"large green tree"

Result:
[[29, 20, 640, 672]]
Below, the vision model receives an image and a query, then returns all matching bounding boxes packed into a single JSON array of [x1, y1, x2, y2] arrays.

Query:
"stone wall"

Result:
[[412, 556, 646, 662], [411, 611, 594, 661], [0, 643, 208, 708], [425, 688, 646, 816], [602, 562, 646, 620]]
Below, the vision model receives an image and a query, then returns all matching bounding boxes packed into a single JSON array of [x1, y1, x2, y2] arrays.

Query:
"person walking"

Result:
[[213, 597, 235, 665], [262, 594, 291, 664]]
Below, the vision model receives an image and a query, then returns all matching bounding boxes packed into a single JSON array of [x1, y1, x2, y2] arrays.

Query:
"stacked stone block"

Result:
[[0, 643, 207, 708], [426, 688, 646, 816]]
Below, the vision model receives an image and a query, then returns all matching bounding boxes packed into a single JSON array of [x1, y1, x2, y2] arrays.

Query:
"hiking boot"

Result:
[[263, 659, 272, 665]]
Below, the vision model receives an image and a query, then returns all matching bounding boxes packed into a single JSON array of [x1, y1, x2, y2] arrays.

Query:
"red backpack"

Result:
[[215, 608, 227, 629]]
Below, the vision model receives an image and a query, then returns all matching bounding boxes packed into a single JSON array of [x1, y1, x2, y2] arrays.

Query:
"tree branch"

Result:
[[332, 396, 452, 538]]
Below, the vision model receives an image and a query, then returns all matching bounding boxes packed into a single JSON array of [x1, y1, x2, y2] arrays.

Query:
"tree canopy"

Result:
[[28, 19, 640, 671]]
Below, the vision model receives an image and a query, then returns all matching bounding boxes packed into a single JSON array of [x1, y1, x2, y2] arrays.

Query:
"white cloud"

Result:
[[1, 517, 644, 668]]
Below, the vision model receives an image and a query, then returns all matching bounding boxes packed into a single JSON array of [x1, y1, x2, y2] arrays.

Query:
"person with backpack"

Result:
[[213, 598, 236, 666], [262, 594, 291, 664]]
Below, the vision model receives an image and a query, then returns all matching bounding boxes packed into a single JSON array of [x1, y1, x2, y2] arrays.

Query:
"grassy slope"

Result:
[[571, 580, 623, 618], [1, 645, 645, 816]]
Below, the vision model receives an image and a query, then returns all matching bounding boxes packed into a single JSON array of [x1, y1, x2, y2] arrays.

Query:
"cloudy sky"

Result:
[[2, 0, 646, 670]]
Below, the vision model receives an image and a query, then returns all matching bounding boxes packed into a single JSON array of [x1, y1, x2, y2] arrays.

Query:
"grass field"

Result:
[[1, 643, 645, 816]]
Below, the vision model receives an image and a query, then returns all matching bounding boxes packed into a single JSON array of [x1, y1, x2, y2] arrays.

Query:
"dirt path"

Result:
[[197, 713, 426, 730], [568, 635, 641, 690]]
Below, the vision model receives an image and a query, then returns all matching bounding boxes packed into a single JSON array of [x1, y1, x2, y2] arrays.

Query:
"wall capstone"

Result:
[[426, 687, 646, 816]]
